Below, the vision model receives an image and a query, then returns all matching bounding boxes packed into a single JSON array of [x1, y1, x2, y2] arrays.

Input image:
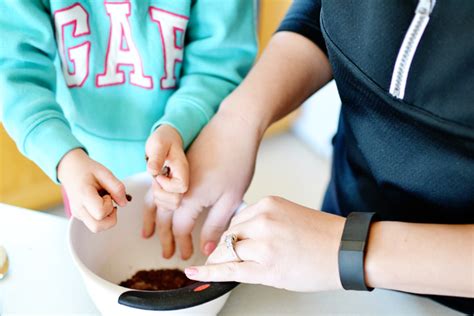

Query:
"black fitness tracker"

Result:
[[338, 212, 376, 291]]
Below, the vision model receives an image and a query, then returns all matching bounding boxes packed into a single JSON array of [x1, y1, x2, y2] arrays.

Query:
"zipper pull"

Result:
[[416, 0, 434, 16]]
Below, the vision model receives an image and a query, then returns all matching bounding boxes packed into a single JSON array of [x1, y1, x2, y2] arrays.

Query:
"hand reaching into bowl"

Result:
[[142, 124, 189, 258], [140, 114, 255, 262], [170, 108, 262, 260]]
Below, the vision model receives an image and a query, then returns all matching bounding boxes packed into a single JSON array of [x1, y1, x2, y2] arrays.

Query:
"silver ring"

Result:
[[224, 233, 241, 262]]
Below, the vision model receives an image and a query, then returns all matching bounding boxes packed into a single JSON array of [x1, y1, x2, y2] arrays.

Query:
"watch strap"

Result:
[[338, 212, 376, 291]]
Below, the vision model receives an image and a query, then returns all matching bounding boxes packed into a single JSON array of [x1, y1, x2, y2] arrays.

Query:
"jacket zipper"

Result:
[[389, 0, 436, 99]]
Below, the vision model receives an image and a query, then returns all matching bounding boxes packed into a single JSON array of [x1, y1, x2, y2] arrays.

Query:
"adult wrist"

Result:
[[218, 98, 271, 140], [363, 221, 383, 289]]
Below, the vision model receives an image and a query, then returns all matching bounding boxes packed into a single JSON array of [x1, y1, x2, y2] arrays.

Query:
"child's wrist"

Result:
[[156, 124, 184, 148], [57, 148, 88, 183]]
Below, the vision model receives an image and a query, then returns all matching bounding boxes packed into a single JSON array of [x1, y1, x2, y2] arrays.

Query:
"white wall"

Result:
[[292, 80, 341, 158]]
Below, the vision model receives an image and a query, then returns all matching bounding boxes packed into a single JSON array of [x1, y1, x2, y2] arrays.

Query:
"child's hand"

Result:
[[57, 148, 129, 232], [143, 125, 189, 257]]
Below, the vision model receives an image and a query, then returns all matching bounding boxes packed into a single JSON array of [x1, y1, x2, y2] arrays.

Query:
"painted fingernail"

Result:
[[185, 267, 198, 277], [126, 194, 132, 202], [145, 155, 149, 162], [98, 189, 108, 197], [204, 241, 217, 256]]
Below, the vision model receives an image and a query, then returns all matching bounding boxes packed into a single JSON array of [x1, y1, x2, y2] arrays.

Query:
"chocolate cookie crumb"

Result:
[[98, 189, 132, 202], [119, 269, 195, 291]]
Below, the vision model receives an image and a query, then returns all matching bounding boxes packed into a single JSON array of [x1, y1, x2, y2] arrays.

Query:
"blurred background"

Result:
[[0, 0, 341, 214]]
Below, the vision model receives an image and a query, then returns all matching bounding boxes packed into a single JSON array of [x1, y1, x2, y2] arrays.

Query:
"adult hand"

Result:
[[184, 196, 346, 292], [168, 108, 263, 259], [58, 148, 129, 232], [160, 31, 332, 260], [142, 124, 189, 258]]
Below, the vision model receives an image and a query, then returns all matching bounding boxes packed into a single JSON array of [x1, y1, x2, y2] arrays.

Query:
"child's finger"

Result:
[[156, 207, 175, 258], [153, 181, 183, 210], [155, 148, 189, 193], [96, 169, 128, 206], [142, 189, 157, 238], [83, 186, 115, 220], [104, 206, 118, 227], [146, 138, 169, 177], [76, 205, 118, 233]]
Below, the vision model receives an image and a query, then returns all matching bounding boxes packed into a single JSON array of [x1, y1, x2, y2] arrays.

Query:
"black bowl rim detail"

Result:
[[118, 281, 239, 311]]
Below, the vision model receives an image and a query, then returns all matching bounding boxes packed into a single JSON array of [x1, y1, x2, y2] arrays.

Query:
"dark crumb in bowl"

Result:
[[119, 269, 196, 291]]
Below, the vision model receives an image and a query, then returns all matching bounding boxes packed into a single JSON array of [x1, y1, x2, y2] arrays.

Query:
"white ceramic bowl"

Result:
[[68, 173, 238, 315]]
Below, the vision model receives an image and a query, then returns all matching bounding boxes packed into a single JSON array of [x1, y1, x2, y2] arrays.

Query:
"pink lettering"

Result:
[[54, 3, 91, 88], [96, 1, 153, 89], [149, 7, 189, 89]]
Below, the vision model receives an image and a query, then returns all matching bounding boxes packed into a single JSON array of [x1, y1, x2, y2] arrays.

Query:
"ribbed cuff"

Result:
[[23, 118, 85, 183]]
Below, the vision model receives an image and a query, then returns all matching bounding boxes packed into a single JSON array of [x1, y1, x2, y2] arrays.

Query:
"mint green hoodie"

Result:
[[0, 0, 256, 181]]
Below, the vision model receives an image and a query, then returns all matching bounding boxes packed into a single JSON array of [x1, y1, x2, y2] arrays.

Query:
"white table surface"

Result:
[[0, 203, 461, 315]]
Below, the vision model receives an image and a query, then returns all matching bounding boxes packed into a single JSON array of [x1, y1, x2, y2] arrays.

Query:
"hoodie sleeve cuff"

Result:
[[151, 99, 211, 150], [23, 118, 85, 183]]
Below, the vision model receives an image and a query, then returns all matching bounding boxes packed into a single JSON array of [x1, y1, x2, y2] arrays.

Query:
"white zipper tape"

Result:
[[389, 0, 435, 99]]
